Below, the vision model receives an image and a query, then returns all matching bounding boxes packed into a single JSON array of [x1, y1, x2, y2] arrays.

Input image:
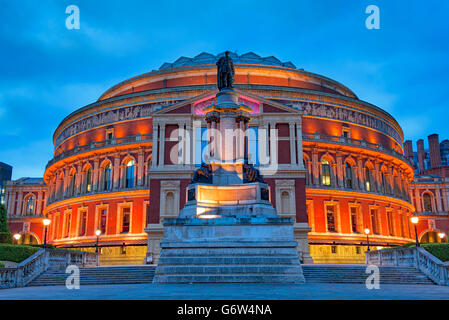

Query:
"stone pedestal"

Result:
[[153, 216, 305, 283], [152, 87, 306, 283]]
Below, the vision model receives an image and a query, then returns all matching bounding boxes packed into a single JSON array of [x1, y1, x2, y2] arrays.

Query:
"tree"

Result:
[[0, 204, 12, 244]]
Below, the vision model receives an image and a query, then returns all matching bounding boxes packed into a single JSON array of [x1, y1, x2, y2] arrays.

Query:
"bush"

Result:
[[0, 244, 40, 263], [422, 243, 449, 262], [0, 232, 12, 244], [0, 204, 12, 244], [0, 262, 4, 268]]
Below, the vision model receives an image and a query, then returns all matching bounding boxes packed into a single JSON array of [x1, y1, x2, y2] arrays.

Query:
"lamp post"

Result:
[[95, 229, 101, 267], [364, 227, 370, 252], [13, 233, 21, 245], [438, 232, 446, 243], [42, 218, 51, 249], [95, 229, 101, 253], [411, 216, 419, 247]]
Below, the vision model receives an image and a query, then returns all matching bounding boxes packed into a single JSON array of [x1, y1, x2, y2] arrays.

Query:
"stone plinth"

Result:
[[152, 216, 305, 283]]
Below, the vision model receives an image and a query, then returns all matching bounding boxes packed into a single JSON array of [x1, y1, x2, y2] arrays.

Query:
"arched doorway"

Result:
[[19, 232, 40, 245], [420, 230, 445, 243]]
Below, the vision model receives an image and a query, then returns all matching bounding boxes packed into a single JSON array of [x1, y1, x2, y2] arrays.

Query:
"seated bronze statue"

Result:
[[243, 163, 265, 183], [191, 163, 213, 184]]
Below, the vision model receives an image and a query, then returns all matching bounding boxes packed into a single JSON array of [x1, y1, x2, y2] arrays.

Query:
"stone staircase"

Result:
[[28, 265, 156, 287], [26, 263, 435, 287], [302, 264, 435, 285], [153, 247, 305, 283]]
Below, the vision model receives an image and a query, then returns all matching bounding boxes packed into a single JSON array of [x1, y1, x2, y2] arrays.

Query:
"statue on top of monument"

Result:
[[216, 51, 235, 91]]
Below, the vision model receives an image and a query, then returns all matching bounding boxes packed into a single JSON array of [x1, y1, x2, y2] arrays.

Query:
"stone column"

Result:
[[414, 188, 422, 212], [36, 191, 43, 215], [138, 150, 145, 186], [17, 190, 23, 216], [186, 123, 193, 166], [76, 164, 82, 195], [357, 157, 364, 190], [289, 122, 297, 166], [152, 123, 159, 168], [336, 152, 344, 187], [93, 158, 100, 192], [312, 149, 319, 186], [260, 121, 269, 166], [159, 123, 165, 167], [296, 121, 305, 170], [113, 155, 121, 190], [435, 187, 443, 212], [6, 191, 12, 216]]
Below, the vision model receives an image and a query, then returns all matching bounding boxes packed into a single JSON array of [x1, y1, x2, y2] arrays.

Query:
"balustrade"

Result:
[[0, 249, 99, 289], [366, 247, 449, 286]]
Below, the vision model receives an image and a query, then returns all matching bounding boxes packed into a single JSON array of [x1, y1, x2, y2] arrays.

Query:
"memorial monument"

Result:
[[152, 51, 305, 283]]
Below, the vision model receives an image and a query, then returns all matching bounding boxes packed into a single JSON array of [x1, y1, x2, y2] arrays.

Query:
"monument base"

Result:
[[152, 216, 305, 283]]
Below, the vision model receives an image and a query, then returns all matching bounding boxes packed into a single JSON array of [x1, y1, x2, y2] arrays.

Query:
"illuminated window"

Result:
[[64, 213, 71, 238], [85, 169, 92, 193], [350, 207, 359, 233], [345, 163, 353, 189], [370, 209, 379, 234], [423, 193, 433, 212], [125, 160, 135, 188], [387, 211, 394, 236], [365, 167, 371, 192], [326, 205, 336, 232], [25, 195, 35, 215], [70, 174, 76, 196], [103, 164, 112, 191], [106, 129, 114, 141], [321, 159, 331, 186], [79, 211, 87, 236], [381, 172, 387, 194], [121, 207, 130, 233], [100, 209, 107, 234]]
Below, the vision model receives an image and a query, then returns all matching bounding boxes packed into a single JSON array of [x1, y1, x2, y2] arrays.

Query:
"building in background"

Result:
[[405, 134, 449, 243], [5, 178, 46, 244], [6, 52, 417, 264], [0, 162, 12, 205]]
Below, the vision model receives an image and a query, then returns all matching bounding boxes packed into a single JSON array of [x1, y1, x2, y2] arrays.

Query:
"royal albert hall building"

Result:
[[6, 52, 417, 264]]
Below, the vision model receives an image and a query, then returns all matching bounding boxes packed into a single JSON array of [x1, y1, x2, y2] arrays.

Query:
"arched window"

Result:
[[365, 167, 371, 192], [281, 191, 290, 214], [25, 195, 35, 215], [70, 174, 76, 196], [321, 159, 331, 186], [85, 168, 92, 193], [423, 193, 433, 212], [381, 172, 387, 194], [125, 160, 135, 188], [165, 192, 174, 214], [345, 162, 353, 189], [103, 163, 112, 191]]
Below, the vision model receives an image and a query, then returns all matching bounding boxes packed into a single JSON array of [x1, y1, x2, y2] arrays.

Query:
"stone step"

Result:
[[155, 265, 302, 275], [28, 266, 157, 287], [160, 248, 299, 257], [152, 274, 304, 283], [301, 265, 435, 285], [158, 256, 300, 265]]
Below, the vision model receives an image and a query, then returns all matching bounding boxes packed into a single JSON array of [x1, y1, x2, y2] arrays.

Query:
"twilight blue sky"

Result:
[[1, 0, 448, 179]]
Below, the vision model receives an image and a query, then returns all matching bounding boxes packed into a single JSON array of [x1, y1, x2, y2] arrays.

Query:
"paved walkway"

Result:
[[1, 283, 449, 300]]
